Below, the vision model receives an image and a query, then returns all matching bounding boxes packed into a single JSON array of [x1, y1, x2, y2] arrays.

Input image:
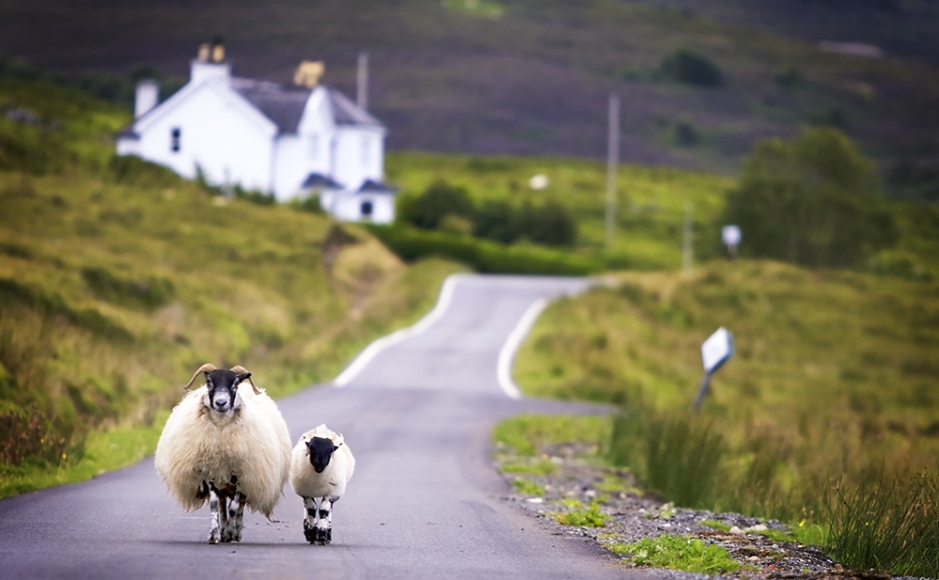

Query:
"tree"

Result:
[[720, 127, 897, 268], [474, 200, 519, 244], [519, 201, 578, 247], [402, 180, 475, 230], [660, 49, 723, 88]]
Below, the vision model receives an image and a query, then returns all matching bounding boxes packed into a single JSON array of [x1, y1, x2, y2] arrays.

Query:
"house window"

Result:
[[360, 201, 373, 218], [171, 128, 181, 153]]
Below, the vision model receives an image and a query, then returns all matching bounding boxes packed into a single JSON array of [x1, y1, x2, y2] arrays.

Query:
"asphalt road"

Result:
[[0, 274, 647, 579]]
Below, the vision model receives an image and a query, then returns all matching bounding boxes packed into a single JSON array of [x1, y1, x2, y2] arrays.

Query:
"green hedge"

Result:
[[364, 225, 601, 276]]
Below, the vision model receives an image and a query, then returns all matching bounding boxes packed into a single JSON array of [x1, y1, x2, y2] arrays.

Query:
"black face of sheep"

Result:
[[204, 369, 251, 415], [306, 437, 339, 473]]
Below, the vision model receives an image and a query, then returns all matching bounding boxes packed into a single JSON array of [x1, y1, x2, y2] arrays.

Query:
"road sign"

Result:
[[701, 326, 734, 373], [694, 327, 734, 411], [721, 225, 741, 247]]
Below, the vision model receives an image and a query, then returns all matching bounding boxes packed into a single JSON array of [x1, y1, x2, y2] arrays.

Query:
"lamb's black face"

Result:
[[204, 369, 249, 415], [307, 437, 338, 473]]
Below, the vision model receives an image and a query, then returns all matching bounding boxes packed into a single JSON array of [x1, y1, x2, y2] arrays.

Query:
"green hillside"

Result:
[[1, 0, 938, 193], [0, 76, 463, 495]]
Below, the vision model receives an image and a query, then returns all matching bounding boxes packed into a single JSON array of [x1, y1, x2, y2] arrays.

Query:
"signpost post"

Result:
[[694, 326, 734, 411]]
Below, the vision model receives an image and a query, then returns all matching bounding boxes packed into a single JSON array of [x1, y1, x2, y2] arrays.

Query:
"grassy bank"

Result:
[[510, 255, 939, 576], [0, 166, 462, 496]]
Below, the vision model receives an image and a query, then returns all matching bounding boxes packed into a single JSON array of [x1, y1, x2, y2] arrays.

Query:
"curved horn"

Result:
[[182, 363, 217, 390], [230, 365, 261, 395]]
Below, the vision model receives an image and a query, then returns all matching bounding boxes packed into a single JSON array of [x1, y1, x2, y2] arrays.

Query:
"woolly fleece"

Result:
[[154, 383, 291, 518]]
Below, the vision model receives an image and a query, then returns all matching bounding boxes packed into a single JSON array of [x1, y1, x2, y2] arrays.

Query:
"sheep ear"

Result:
[[237, 373, 261, 395]]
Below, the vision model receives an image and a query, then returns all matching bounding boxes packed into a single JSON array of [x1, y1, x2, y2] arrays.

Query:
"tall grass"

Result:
[[610, 405, 725, 508], [826, 469, 939, 578], [606, 400, 939, 577]]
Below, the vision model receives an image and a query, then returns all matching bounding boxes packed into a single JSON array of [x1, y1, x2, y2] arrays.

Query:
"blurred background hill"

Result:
[[1, 0, 939, 193]]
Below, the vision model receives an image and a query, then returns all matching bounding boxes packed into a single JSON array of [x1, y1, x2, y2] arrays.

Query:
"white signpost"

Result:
[[694, 327, 734, 411], [721, 225, 741, 260]]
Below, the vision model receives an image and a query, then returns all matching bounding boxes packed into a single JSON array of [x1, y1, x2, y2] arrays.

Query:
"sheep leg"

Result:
[[314, 496, 336, 545], [223, 492, 245, 543], [208, 484, 227, 544], [302, 497, 319, 543]]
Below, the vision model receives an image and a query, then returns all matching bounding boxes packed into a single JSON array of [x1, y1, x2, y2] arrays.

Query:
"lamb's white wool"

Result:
[[289, 424, 355, 545], [154, 365, 291, 543]]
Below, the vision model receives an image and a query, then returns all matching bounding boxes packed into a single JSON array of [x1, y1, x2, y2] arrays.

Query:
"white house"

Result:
[[116, 42, 396, 223]]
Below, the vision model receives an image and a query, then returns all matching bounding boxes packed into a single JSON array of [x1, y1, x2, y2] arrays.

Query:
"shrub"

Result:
[[474, 200, 518, 244], [519, 201, 578, 247], [474, 199, 577, 247], [720, 127, 898, 268], [400, 180, 475, 230], [364, 225, 599, 275], [775, 66, 808, 90], [674, 122, 699, 147], [660, 49, 723, 88]]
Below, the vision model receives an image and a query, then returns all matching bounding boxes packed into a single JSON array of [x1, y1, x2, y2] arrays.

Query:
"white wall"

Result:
[[118, 70, 392, 214], [331, 193, 395, 224], [133, 84, 277, 193], [332, 127, 384, 190]]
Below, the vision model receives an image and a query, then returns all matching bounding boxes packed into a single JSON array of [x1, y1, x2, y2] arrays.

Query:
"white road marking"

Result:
[[496, 298, 549, 400], [332, 273, 466, 386]]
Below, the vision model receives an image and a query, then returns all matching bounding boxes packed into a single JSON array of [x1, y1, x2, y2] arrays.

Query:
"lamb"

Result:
[[154, 363, 292, 544], [289, 424, 356, 545]]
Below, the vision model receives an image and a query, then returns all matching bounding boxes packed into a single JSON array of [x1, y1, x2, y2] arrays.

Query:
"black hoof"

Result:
[[304, 527, 317, 544], [315, 527, 331, 545]]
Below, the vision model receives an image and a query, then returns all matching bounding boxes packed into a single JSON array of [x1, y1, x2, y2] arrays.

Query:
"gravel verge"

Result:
[[495, 441, 908, 580]]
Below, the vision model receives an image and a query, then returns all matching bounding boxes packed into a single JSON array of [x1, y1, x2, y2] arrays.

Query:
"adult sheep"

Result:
[[154, 363, 291, 544], [289, 424, 355, 545]]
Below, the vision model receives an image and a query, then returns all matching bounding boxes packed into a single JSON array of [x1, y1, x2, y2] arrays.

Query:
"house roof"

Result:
[[302, 173, 345, 189], [230, 78, 310, 134], [116, 126, 140, 140], [231, 77, 383, 133], [327, 89, 383, 128], [357, 179, 397, 194]]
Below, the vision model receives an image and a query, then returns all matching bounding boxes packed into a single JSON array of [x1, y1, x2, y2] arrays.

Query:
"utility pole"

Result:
[[682, 201, 693, 272], [605, 93, 619, 248], [357, 51, 369, 111]]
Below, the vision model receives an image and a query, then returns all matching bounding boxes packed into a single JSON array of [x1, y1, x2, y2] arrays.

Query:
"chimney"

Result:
[[135, 80, 159, 118], [294, 60, 325, 89], [357, 51, 368, 111], [190, 39, 231, 84]]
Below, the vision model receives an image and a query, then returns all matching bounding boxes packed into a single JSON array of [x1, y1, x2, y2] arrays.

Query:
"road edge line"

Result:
[[332, 273, 465, 387], [497, 297, 550, 400]]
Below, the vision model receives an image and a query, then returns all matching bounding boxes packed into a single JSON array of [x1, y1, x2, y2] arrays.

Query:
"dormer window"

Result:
[[171, 128, 181, 153]]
